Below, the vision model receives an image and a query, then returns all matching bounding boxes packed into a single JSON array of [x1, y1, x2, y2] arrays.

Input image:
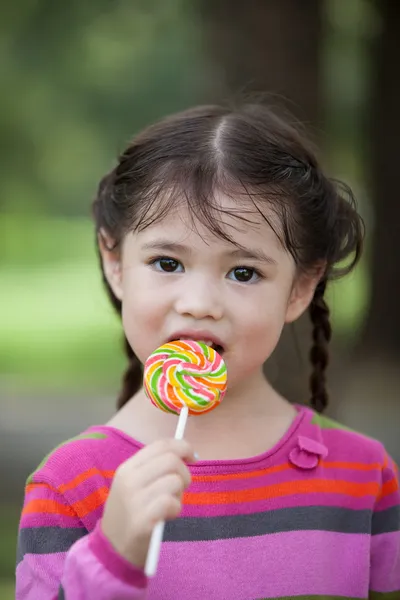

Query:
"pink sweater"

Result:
[[16, 406, 400, 599]]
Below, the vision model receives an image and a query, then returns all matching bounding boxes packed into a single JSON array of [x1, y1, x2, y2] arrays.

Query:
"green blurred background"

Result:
[[2, 1, 400, 597]]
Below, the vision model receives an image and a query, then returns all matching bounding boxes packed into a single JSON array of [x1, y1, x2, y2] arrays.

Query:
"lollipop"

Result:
[[144, 340, 227, 576], [144, 340, 227, 416]]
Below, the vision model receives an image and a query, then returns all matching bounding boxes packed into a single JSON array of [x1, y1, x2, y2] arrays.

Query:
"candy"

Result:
[[144, 340, 227, 416]]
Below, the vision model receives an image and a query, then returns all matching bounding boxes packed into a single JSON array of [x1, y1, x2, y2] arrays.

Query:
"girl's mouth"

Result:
[[169, 335, 225, 355], [182, 338, 224, 355]]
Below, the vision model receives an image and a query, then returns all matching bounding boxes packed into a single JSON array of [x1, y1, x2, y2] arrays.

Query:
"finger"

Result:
[[124, 438, 197, 471], [142, 492, 183, 531], [142, 473, 186, 504], [131, 452, 192, 491]]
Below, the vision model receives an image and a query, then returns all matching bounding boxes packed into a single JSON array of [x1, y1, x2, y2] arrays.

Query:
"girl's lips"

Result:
[[167, 331, 225, 353]]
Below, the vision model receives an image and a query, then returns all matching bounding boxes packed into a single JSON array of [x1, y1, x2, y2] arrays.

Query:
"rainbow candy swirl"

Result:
[[144, 340, 227, 415]]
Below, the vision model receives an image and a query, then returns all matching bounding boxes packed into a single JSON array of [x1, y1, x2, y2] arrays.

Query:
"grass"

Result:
[[0, 581, 14, 600], [0, 260, 124, 388], [0, 215, 124, 390], [0, 505, 19, 578], [0, 504, 20, 599]]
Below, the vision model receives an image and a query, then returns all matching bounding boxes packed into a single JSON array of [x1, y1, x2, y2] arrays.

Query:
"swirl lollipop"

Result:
[[144, 340, 227, 576], [144, 340, 227, 416]]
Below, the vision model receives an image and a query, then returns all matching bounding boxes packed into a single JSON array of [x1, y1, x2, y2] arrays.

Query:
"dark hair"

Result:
[[93, 101, 364, 413]]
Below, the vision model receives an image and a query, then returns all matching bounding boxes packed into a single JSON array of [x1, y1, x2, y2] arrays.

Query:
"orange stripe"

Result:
[[387, 455, 399, 476], [26, 458, 384, 493], [22, 487, 110, 519], [25, 459, 383, 497], [192, 460, 382, 483], [59, 468, 114, 494], [71, 486, 109, 519], [22, 499, 76, 517], [378, 477, 399, 500], [323, 460, 382, 471], [25, 482, 53, 495], [183, 478, 380, 505], [25, 470, 115, 496]]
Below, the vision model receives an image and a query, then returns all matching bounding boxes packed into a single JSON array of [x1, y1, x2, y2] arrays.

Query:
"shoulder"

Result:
[[27, 427, 124, 488], [298, 408, 399, 515], [306, 408, 390, 467]]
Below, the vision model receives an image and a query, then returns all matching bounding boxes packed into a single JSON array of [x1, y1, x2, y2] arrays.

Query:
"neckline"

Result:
[[88, 404, 312, 469]]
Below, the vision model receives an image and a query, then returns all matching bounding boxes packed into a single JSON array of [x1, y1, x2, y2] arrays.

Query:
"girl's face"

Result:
[[102, 193, 318, 391]]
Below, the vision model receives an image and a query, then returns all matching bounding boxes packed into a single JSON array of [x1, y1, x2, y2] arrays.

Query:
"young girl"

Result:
[[16, 103, 400, 600]]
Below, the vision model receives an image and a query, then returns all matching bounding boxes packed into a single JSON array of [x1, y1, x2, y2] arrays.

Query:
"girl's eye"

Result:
[[151, 257, 183, 273], [228, 267, 261, 283]]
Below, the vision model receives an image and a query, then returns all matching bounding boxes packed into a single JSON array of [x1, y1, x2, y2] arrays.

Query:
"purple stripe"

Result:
[[35, 446, 128, 486], [307, 426, 384, 464], [20, 513, 81, 529], [16, 553, 65, 600], [81, 505, 106, 530], [383, 459, 397, 482], [33, 435, 108, 478], [310, 465, 380, 484], [181, 490, 374, 518], [86, 426, 142, 458], [375, 494, 400, 512], [59, 475, 112, 504], [24, 487, 73, 505], [371, 531, 400, 591], [152, 530, 369, 599]]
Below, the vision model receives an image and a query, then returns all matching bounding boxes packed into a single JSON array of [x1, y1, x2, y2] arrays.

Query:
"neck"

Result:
[[192, 370, 283, 423], [108, 368, 296, 451]]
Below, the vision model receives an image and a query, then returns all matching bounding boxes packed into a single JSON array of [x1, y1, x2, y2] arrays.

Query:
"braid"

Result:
[[117, 337, 143, 409], [308, 279, 332, 413]]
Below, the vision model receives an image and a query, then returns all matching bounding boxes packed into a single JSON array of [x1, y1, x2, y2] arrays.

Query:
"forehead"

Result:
[[134, 191, 284, 252]]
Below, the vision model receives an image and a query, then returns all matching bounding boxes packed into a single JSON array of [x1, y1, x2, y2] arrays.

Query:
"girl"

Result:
[[16, 103, 400, 600]]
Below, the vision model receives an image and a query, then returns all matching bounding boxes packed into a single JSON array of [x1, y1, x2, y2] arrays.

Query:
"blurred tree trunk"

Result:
[[359, 1, 400, 360], [199, 0, 323, 127], [199, 0, 323, 402], [332, 2, 400, 461]]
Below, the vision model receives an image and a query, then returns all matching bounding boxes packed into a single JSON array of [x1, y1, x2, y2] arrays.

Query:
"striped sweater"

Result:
[[16, 405, 400, 600]]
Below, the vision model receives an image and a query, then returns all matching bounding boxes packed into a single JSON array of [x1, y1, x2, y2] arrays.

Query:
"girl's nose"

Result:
[[174, 276, 223, 321]]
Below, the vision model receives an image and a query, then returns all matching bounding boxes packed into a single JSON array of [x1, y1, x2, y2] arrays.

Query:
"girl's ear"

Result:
[[285, 268, 325, 324], [98, 229, 123, 301]]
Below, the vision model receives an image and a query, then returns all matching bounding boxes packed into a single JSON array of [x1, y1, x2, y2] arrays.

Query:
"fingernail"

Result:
[[194, 452, 200, 461]]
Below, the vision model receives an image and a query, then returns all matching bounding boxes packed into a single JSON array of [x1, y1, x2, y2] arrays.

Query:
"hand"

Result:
[[101, 438, 196, 569]]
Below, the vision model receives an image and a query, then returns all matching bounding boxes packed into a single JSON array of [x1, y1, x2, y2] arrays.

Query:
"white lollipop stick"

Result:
[[144, 405, 189, 577]]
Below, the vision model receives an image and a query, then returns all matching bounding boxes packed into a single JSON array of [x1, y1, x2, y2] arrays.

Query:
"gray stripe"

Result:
[[17, 526, 88, 564], [164, 506, 372, 542], [58, 586, 65, 600], [372, 505, 400, 535]]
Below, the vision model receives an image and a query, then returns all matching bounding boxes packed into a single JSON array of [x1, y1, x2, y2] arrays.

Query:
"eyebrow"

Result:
[[229, 248, 278, 265], [140, 241, 278, 265]]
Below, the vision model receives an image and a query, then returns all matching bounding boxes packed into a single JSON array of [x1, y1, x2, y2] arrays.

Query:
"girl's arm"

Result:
[[370, 454, 400, 597], [16, 480, 148, 600]]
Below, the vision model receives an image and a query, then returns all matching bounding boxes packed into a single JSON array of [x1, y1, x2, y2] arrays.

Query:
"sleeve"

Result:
[[370, 454, 400, 599], [16, 481, 149, 600]]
